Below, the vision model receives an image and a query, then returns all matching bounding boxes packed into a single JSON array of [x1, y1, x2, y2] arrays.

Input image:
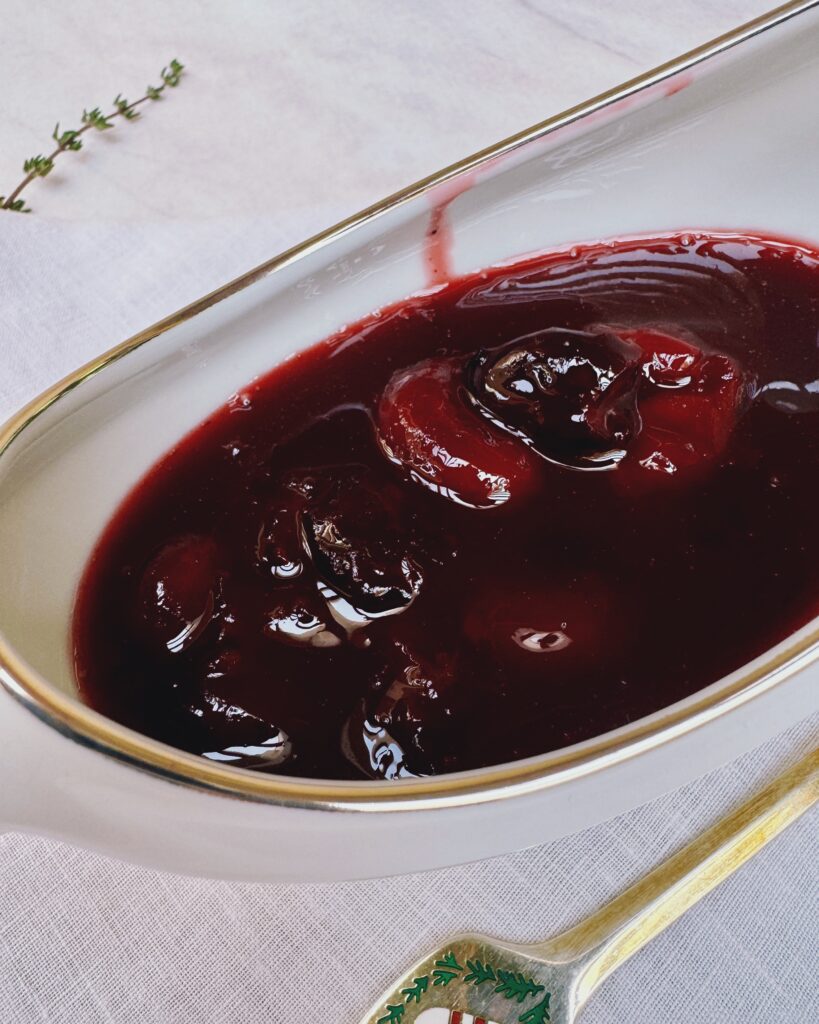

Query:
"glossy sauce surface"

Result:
[[74, 234, 819, 780]]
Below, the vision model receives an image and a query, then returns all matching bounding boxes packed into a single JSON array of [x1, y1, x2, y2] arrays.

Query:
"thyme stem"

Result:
[[1, 59, 184, 213]]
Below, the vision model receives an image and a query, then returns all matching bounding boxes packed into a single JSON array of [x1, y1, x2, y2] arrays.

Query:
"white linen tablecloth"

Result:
[[0, 3, 816, 1021]]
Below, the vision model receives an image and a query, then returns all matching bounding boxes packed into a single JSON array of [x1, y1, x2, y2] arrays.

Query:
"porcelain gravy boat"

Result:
[[0, 1, 817, 881]]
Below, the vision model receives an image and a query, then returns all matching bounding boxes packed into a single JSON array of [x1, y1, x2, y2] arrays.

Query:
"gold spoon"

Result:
[[359, 747, 817, 1024]]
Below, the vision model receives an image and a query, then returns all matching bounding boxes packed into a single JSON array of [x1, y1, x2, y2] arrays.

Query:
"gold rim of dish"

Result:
[[1, 0, 817, 812]]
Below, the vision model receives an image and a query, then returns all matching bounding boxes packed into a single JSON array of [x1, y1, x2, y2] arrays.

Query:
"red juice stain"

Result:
[[423, 173, 476, 287], [425, 203, 452, 286], [665, 72, 694, 97]]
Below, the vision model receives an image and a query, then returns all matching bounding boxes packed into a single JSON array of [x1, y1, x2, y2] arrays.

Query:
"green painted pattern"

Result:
[[376, 951, 551, 1023], [519, 995, 552, 1024]]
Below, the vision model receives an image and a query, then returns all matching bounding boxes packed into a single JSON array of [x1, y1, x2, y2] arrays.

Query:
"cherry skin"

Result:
[[264, 587, 342, 649], [468, 327, 644, 468], [294, 467, 423, 616], [378, 356, 537, 509], [615, 328, 751, 484], [255, 497, 305, 581], [138, 535, 219, 654], [344, 643, 459, 778], [180, 685, 293, 771]]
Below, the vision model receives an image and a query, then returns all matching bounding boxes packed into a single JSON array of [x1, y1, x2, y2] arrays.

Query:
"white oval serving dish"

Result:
[[0, 0, 817, 881]]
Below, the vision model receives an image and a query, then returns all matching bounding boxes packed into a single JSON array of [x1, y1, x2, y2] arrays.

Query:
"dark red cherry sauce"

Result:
[[74, 233, 819, 780]]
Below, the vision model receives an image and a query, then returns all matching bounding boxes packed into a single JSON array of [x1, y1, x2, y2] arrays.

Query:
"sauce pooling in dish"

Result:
[[74, 233, 819, 780]]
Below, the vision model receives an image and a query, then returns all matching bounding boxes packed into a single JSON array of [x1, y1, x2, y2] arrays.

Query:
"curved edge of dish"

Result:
[[0, 0, 817, 813]]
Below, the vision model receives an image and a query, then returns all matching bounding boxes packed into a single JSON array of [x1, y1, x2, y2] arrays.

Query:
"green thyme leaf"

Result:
[[2, 58, 186, 212]]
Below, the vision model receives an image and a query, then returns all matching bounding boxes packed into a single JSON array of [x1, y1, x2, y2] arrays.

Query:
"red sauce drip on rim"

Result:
[[423, 174, 473, 287], [73, 232, 819, 781]]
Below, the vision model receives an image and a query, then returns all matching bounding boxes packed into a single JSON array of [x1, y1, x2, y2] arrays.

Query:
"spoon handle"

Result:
[[549, 747, 818, 1011]]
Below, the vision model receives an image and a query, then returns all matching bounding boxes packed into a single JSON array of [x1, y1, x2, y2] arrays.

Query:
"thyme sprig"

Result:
[[1, 59, 185, 213]]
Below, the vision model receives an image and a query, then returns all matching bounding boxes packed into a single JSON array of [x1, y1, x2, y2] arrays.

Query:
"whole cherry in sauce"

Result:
[[74, 233, 819, 780], [377, 355, 537, 508], [138, 535, 219, 654], [616, 327, 753, 484], [467, 326, 644, 469]]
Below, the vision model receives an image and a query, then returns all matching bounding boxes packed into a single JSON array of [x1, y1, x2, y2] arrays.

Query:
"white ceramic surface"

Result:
[[0, 2, 817, 881]]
